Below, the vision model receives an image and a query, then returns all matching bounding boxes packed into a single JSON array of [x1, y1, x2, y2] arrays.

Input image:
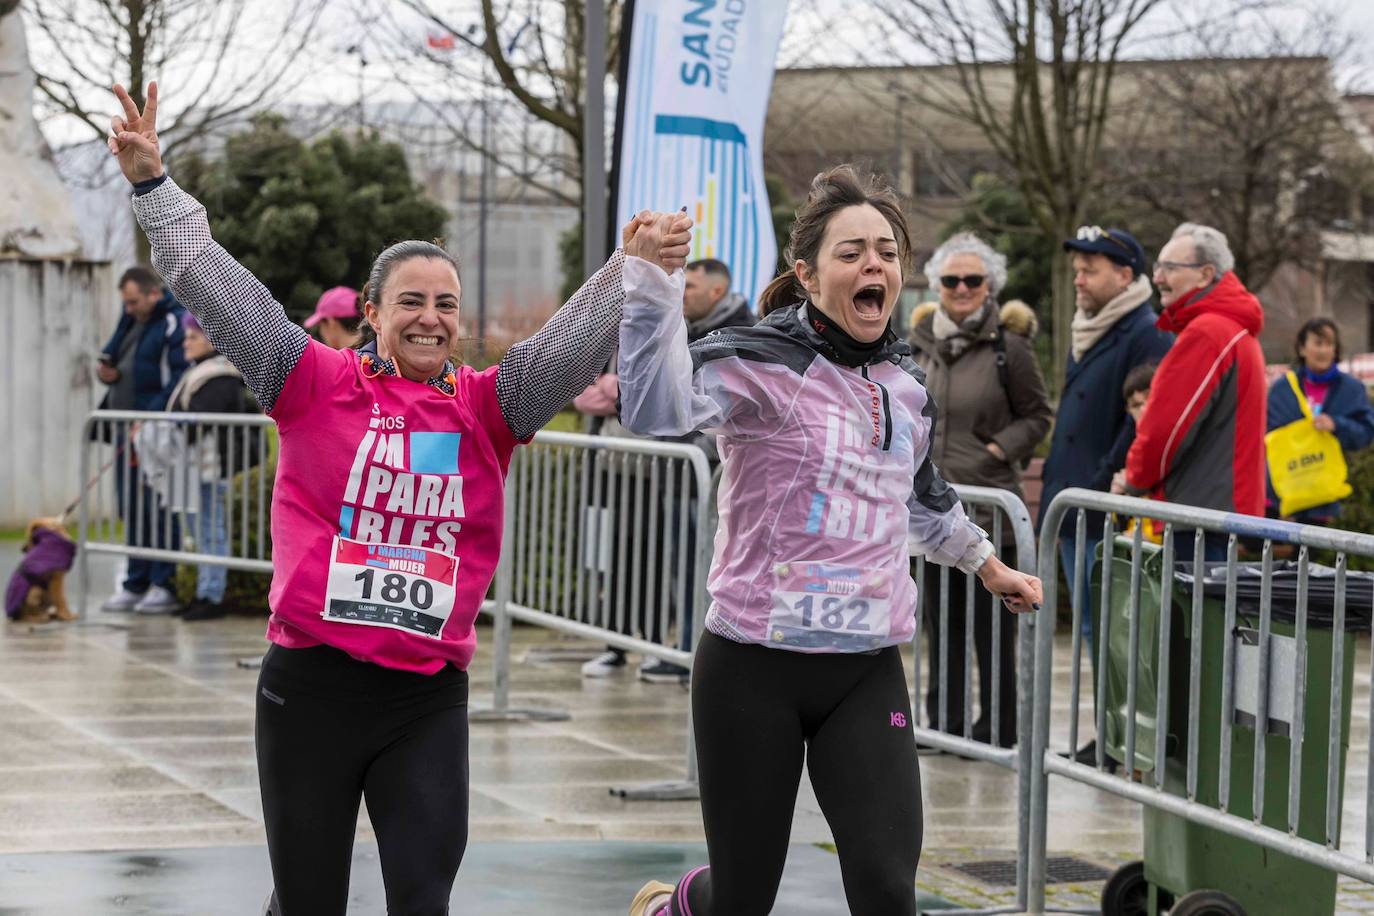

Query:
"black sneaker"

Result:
[[1061, 739, 1119, 773], [638, 658, 690, 684], [182, 600, 227, 622]]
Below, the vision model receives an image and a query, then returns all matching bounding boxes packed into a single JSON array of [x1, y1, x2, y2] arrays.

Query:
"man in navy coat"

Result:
[[1039, 226, 1173, 760]]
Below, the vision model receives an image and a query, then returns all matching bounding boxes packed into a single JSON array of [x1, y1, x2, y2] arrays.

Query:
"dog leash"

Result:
[[58, 440, 128, 526]]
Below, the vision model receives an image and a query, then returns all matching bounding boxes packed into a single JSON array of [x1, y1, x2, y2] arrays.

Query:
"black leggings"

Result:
[[668, 632, 923, 916], [256, 644, 469, 916]]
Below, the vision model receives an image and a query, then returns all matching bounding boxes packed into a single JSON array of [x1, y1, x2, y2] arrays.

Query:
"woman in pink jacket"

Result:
[[621, 165, 1041, 916]]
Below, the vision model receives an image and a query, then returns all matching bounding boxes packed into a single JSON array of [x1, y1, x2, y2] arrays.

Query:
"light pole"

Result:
[[583, 1, 607, 278]]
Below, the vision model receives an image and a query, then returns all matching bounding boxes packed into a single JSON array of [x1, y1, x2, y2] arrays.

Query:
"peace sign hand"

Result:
[[108, 82, 164, 184]]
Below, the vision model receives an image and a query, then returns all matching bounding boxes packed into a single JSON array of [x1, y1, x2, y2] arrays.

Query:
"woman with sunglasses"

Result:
[[907, 232, 1052, 748]]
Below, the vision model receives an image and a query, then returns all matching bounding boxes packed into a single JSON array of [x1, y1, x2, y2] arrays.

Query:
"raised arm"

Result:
[[109, 83, 307, 412], [495, 211, 692, 440]]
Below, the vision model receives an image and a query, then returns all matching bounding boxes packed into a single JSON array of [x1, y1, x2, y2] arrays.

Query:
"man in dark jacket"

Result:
[[1040, 226, 1172, 765], [1125, 222, 1267, 560], [97, 266, 188, 614], [1042, 228, 1172, 596]]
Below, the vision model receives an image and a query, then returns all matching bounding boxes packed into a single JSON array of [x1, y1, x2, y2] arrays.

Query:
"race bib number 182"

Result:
[[323, 536, 459, 638]]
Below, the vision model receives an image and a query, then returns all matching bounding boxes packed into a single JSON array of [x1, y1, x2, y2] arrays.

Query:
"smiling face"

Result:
[[365, 257, 461, 382], [1300, 327, 1338, 374], [794, 204, 902, 344], [937, 252, 990, 323], [1153, 234, 1215, 309]]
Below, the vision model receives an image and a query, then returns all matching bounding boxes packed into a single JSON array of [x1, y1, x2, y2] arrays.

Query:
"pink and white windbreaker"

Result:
[[618, 259, 992, 654]]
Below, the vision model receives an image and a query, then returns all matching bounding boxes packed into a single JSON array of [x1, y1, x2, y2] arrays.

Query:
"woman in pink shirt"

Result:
[[109, 83, 691, 916]]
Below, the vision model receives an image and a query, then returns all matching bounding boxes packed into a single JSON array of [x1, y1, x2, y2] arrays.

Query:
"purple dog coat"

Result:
[[5, 528, 77, 619]]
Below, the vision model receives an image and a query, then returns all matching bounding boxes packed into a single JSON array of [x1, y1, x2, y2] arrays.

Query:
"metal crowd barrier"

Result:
[[75, 409, 275, 617], [474, 430, 714, 799], [909, 483, 1039, 915], [1026, 488, 1374, 914]]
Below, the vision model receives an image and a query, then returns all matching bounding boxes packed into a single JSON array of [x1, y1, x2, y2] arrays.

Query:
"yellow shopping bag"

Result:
[[1265, 371, 1351, 515]]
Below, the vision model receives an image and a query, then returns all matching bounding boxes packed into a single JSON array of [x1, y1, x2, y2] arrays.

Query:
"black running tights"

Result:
[[667, 632, 923, 916], [256, 644, 469, 916]]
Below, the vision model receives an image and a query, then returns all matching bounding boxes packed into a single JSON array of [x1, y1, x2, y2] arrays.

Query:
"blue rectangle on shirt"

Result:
[[409, 432, 462, 475]]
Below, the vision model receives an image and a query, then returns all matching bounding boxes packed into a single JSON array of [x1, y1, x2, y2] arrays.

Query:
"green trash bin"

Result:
[[1094, 536, 1366, 916]]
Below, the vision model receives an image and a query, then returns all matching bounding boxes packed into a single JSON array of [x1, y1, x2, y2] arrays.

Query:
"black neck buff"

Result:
[[804, 304, 893, 368]]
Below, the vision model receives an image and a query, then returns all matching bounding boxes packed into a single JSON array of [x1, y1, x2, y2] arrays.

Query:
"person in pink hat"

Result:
[[304, 285, 362, 350]]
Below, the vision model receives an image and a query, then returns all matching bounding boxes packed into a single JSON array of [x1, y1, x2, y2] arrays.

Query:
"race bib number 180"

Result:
[[323, 536, 459, 638]]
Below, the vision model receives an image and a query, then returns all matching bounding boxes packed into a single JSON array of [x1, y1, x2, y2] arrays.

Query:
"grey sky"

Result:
[[27, 0, 1374, 150]]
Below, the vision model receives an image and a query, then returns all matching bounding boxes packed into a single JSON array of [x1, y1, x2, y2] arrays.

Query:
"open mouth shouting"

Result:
[[852, 284, 887, 321]]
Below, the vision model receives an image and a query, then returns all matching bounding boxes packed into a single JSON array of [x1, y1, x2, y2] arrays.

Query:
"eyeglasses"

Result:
[[1076, 225, 1135, 257], [1153, 260, 1205, 274], [939, 274, 985, 290]]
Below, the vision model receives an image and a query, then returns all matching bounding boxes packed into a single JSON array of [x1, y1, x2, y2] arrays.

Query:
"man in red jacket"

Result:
[[1122, 223, 1267, 562]]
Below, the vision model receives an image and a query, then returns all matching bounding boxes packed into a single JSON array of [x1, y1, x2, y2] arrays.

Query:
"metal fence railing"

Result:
[[1027, 488, 1374, 914], [473, 430, 715, 800], [70, 407, 1374, 909], [909, 483, 1039, 915], [75, 409, 275, 616]]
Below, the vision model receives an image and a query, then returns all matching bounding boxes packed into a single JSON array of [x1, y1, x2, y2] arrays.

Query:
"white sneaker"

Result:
[[581, 649, 627, 678], [134, 585, 182, 615], [101, 588, 144, 612]]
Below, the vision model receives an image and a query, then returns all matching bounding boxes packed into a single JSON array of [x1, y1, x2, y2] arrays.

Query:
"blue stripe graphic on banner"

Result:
[[654, 115, 747, 143]]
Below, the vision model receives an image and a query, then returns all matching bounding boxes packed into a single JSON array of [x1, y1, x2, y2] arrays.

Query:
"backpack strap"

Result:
[[992, 325, 1012, 410]]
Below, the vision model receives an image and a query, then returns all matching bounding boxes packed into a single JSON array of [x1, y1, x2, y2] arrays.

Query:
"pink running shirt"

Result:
[[265, 339, 522, 674]]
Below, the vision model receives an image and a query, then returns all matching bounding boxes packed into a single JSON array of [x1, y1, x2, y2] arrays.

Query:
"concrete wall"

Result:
[[0, 258, 114, 527]]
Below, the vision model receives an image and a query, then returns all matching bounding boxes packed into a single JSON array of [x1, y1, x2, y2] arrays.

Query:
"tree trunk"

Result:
[[1049, 244, 1074, 398], [0, 6, 82, 257]]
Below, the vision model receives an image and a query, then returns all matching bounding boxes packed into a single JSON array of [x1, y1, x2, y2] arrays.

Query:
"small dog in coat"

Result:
[[5, 518, 78, 623]]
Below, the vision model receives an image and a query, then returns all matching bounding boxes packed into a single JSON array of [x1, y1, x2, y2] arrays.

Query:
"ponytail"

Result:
[[757, 272, 805, 317]]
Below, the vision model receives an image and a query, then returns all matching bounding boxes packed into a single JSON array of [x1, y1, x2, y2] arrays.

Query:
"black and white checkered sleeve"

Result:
[[496, 250, 627, 440], [131, 177, 309, 413]]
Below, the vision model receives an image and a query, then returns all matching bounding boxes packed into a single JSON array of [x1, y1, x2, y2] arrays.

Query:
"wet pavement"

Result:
[[2, 546, 1372, 913]]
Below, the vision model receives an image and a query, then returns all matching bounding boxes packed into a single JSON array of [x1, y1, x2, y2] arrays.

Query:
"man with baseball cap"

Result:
[[1040, 225, 1173, 766], [304, 286, 362, 350]]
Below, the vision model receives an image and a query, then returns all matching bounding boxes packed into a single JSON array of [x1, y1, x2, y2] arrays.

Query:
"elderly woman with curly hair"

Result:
[[908, 232, 1053, 747]]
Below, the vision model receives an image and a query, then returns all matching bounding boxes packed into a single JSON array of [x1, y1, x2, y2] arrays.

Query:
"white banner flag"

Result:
[[615, 0, 789, 310]]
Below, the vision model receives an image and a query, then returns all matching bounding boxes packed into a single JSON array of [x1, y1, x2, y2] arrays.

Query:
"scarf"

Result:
[[1300, 364, 1340, 384], [932, 300, 992, 362], [1070, 274, 1153, 362], [803, 304, 893, 368]]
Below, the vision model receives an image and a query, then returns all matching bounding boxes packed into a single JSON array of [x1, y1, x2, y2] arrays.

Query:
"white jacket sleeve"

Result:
[[907, 445, 993, 573], [617, 257, 728, 436]]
